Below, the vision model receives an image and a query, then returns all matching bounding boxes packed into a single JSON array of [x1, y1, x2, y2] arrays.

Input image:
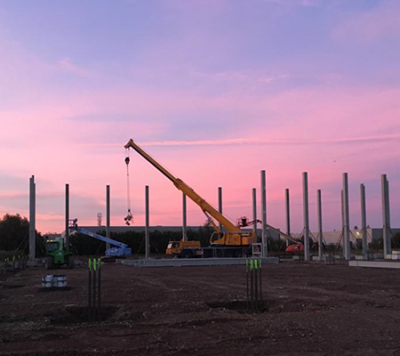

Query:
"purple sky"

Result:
[[0, 0, 399, 234]]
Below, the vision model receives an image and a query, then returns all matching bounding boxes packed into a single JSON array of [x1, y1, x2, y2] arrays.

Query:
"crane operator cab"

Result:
[[210, 232, 224, 244], [166, 240, 201, 256]]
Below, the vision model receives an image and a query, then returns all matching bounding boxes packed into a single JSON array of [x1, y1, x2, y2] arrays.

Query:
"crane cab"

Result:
[[166, 240, 201, 256]]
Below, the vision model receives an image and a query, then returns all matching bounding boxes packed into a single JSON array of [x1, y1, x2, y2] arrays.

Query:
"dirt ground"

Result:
[[1, 260, 400, 356]]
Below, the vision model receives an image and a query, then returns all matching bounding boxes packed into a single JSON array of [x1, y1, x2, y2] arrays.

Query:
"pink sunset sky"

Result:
[[0, 0, 399, 234]]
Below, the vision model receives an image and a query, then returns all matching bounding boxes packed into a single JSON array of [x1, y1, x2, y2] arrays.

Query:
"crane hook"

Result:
[[125, 149, 133, 225], [124, 209, 133, 226]]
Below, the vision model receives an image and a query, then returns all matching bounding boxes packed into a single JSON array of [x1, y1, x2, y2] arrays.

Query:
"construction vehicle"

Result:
[[237, 216, 305, 255], [285, 243, 304, 254], [44, 237, 74, 270], [69, 219, 132, 257], [166, 240, 203, 258], [125, 138, 256, 258]]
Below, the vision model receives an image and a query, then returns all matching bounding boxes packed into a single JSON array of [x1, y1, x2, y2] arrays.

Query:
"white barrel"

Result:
[[44, 275, 54, 282], [53, 275, 67, 288], [42, 274, 67, 288]]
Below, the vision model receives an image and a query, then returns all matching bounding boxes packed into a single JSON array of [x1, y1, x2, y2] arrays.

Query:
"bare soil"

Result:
[[1, 261, 400, 356]]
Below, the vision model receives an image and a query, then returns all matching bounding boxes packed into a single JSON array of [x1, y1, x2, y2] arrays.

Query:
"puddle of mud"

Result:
[[0, 284, 25, 289], [48, 305, 120, 324], [207, 299, 332, 314], [207, 300, 267, 314]]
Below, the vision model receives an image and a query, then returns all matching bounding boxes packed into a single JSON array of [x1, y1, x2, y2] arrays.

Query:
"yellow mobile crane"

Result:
[[124, 139, 256, 258]]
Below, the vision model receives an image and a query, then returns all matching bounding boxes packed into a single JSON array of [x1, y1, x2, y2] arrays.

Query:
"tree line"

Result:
[[2, 214, 400, 257]]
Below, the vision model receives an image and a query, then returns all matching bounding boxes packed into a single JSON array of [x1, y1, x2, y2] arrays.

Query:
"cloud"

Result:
[[1, 71, 400, 233], [82, 134, 400, 148], [262, 0, 326, 8], [333, 1, 400, 42], [55, 58, 97, 78]]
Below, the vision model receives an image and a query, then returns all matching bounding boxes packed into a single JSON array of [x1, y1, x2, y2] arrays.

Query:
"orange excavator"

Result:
[[237, 216, 303, 255], [285, 243, 304, 254]]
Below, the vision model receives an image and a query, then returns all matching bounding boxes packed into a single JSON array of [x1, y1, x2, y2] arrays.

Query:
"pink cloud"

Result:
[[333, 1, 400, 42], [262, 0, 325, 8], [55, 58, 97, 78], [1, 80, 399, 233]]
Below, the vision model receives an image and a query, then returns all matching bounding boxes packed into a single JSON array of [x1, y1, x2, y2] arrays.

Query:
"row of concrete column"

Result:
[[28, 172, 393, 261], [28, 182, 112, 260]]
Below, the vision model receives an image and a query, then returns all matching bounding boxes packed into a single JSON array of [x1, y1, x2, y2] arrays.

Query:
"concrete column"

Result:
[[29, 175, 36, 261], [341, 190, 344, 231], [261, 170, 267, 257], [106, 185, 110, 251], [285, 188, 290, 247], [317, 189, 323, 261], [386, 179, 391, 228], [360, 184, 368, 259], [343, 173, 351, 261], [182, 193, 187, 241], [381, 174, 391, 258], [145, 185, 150, 259], [302, 172, 310, 262], [218, 187, 222, 232], [252, 188, 257, 235], [65, 183, 69, 252]]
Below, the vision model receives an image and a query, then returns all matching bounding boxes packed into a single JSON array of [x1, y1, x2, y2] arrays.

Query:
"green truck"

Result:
[[45, 238, 74, 270]]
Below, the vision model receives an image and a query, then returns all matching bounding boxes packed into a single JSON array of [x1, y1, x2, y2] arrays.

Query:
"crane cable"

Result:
[[124, 148, 133, 225]]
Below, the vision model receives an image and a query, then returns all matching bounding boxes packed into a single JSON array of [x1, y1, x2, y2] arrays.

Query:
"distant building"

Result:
[[292, 228, 400, 244]]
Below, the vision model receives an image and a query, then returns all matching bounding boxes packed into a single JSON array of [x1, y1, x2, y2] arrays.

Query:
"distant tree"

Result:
[[197, 221, 214, 247], [0, 213, 44, 255], [369, 238, 382, 251], [392, 232, 400, 249]]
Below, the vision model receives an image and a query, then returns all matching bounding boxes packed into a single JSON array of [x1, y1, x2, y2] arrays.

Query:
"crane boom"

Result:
[[125, 139, 240, 233]]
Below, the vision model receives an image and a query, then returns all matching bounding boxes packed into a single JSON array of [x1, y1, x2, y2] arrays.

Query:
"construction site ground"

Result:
[[1, 261, 400, 356]]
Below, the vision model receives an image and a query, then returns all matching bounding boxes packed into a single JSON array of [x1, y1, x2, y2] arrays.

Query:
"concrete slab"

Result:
[[121, 257, 279, 268], [349, 260, 400, 269]]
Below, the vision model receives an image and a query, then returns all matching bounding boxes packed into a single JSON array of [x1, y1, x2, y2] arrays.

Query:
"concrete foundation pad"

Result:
[[349, 260, 400, 269], [121, 257, 279, 268]]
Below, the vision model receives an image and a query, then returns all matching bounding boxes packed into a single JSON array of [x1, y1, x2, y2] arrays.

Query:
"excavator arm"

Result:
[[124, 139, 253, 246]]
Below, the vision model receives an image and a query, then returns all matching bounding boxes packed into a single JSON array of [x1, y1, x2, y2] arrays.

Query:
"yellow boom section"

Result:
[[124, 139, 241, 233]]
